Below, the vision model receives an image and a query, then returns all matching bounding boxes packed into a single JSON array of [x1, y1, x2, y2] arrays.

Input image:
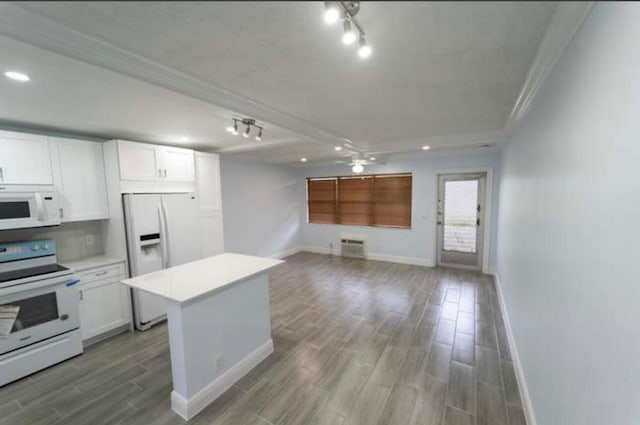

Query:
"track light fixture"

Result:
[[323, 2, 372, 60], [358, 35, 372, 59], [227, 118, 264, 141], [324, 2, 340, 24], [342, 18, 357, 45]]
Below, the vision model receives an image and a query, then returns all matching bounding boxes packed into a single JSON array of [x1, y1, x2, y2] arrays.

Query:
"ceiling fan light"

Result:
[[352, 163, 364, 173]]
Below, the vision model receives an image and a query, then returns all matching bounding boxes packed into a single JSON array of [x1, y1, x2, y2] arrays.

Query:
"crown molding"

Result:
[[0, 3, 367, 153], [505, 2, 595, 133]]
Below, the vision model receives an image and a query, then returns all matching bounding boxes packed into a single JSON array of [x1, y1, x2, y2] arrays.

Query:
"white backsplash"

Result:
[[0, 221, 104, 262]]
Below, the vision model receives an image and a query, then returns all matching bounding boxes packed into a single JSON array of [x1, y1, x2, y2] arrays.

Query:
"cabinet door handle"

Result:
[[163, 169, 167, 178], [0, 166, 3, 181], [95, 270, 108, 276], [79, 290, 83, 300], [59, 208, 64, 218], [158, 169, 163, 178]]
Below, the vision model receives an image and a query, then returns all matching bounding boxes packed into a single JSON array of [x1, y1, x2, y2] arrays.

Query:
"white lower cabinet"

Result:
[[76, 262, 130, 343]]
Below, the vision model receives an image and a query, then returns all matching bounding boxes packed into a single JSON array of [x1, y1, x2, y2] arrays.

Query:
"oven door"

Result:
[[0, 275, 80, 355], [0, 192, 60, 230]]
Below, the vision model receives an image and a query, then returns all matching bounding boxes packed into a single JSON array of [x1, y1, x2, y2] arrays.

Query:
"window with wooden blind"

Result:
[[307, 178, 337, 224], [307, 173, 412, 228]]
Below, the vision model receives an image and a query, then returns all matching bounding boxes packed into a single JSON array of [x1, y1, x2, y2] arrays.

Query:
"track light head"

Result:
[[324, 2, 340, 24], [255, 128, 263, 141], [243, 125, 251, 138], [342, 19, 357, 45], [358, 36, 372, 59]]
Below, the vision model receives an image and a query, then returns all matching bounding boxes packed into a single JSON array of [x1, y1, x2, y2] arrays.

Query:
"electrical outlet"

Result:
[[214, 353, 225, 371], [85, 235, 94, 246]]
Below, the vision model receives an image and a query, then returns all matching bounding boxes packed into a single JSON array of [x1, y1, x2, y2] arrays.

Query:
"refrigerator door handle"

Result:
[[158, 205, 168, 269], [161, 201, 172, 268]]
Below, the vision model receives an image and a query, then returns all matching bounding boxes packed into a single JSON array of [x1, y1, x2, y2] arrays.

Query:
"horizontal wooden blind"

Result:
[[307, 173, 412, 228], [338, 176, 373, 225], [373, 174, 412, 228], [307, 178, 337, 224]]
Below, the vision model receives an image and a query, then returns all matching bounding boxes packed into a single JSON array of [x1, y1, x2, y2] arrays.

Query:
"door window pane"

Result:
[[443, 180, 478, 253]]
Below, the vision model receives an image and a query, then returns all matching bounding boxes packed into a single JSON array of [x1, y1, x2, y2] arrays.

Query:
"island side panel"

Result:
[[166, 272, 273, 419]]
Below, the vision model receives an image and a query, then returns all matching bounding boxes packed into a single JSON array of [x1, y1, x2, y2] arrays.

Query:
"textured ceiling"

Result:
[[3, 1, 556, 162]]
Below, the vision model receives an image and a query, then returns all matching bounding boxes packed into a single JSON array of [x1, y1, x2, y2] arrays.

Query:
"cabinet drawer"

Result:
[[78, 263, 126, 283]]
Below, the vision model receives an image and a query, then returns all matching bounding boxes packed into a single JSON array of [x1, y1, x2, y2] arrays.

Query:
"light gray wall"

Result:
[[220, 158, 301, 258], [300, 151, 502, 269], [496, 3, 640, 425], [0, 221, 104, 262]]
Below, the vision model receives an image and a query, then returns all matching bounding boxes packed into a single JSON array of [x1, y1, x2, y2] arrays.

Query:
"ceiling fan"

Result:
[[334, 154, 385, 173]]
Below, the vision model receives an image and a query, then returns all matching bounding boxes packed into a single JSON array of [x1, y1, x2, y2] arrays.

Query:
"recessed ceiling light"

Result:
[[301, 158, 307, 162], [422, 145, 431, 150], [179, 137, 189, 142], [334, 146, 343, 151], [4, 71, 30, 82], [369, 157, 376, 161]]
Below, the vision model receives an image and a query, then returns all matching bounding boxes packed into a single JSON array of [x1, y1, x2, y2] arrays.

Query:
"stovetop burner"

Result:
[[0, 264, 70, 284]]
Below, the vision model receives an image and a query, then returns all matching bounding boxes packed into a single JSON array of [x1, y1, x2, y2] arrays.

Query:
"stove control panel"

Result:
[[0, 239, 56, 264]]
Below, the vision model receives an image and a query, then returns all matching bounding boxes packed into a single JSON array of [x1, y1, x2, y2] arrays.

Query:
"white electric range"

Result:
[[0, 239, 83, 386]]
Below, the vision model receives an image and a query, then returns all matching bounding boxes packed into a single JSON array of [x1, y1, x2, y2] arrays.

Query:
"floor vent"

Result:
[[341, 236, 367, 259]]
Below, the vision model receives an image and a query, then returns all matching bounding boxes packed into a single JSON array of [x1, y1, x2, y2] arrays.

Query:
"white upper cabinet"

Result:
[[117, 140, 194, 182], [51, 137, 109, 222], [161, 146, 195, 182], [118, 140, 160, 181], [0, 131, 53, 185]]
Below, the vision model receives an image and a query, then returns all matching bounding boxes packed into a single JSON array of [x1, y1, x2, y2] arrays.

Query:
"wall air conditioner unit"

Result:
[[340, 234, 367, 259]]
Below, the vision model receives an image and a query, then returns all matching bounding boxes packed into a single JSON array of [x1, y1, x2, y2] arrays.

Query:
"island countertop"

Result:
[[120, 253, 284, 304]]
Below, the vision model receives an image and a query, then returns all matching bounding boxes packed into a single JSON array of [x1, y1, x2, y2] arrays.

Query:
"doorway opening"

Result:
[[436, 172, 487, 270]]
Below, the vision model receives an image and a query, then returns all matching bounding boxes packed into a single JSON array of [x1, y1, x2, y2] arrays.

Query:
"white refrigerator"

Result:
[[123, 193, 202, 330]]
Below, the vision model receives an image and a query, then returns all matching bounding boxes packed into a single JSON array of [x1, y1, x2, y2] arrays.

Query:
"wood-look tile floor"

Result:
[[0, 252, 525, 425]]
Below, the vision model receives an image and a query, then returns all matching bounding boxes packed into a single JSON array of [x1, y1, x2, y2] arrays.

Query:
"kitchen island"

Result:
[[120, 253, 283, 420]]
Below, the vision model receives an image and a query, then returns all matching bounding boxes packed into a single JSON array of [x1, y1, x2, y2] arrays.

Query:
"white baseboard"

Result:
[[298, 246, 434, 267], [493, 272, 537, 425], [269, 247, 302, 259], [171, 339, 274, 420], [367, 252, 433, 267]]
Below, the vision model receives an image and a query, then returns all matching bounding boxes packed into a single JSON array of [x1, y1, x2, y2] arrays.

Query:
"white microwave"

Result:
[[0, 191, 61, 230]]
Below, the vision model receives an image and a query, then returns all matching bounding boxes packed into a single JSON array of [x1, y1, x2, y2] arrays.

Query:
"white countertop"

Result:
[[61, 255, 126, 272], [120, 253, 283, 303]]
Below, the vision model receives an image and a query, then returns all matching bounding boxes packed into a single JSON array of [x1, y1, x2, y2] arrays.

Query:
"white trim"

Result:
[[505, 2, 595, 132], [269, 247, 302, 260], [367, 252, 433, 267], [432, 167, 494, 274], [0, 3, 366, 153], [171, 339, 274, 421], [298, 246, 433, 267], [493, 272, 537, 425]]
